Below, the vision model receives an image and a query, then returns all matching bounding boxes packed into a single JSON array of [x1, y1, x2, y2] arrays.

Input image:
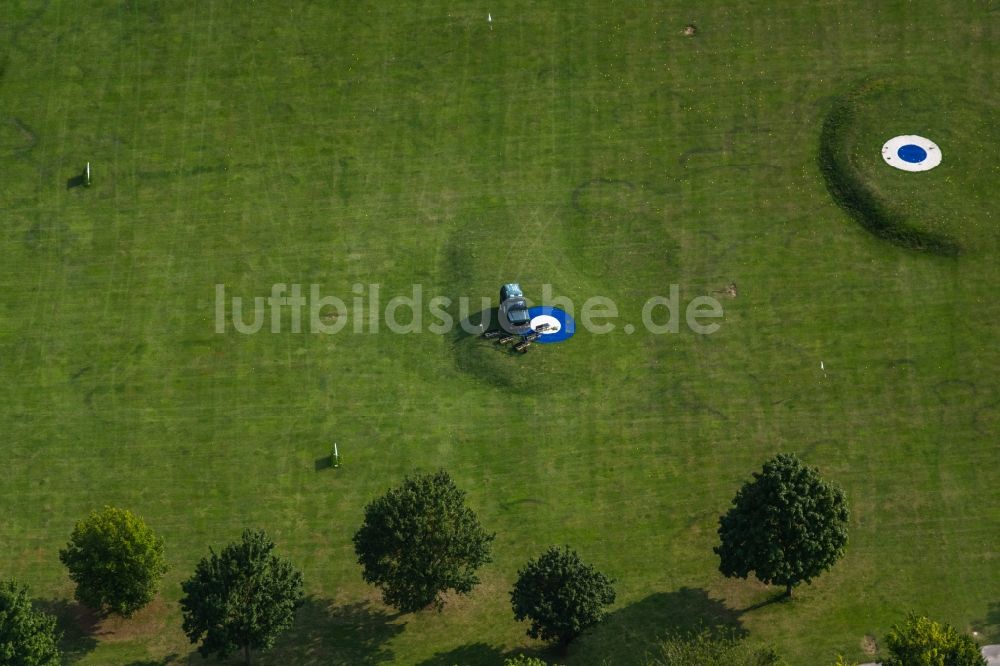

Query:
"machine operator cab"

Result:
[[499, 283, 531, 332]]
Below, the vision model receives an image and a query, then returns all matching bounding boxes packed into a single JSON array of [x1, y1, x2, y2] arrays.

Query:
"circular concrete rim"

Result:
[[881, 135, 942, 172]]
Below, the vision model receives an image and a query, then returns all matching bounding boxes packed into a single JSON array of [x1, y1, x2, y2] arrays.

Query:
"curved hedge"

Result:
[[818, 80, 961, 257]]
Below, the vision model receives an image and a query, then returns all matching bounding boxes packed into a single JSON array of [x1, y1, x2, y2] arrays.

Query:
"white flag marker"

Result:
[[488, 12, 493, 30]]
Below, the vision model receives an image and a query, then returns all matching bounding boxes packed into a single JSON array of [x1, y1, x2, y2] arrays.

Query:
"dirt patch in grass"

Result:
[[435, 574, 509, 617], [96, 596, 170, 642]]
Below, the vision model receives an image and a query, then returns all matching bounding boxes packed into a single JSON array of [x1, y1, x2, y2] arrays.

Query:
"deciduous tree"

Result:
[[883, 613, 985, 666], [510, 545, 615, 648], [715, 453, 849, 597], [353, 470, 494, 612], [180, 529, 304, 666], [0, 579, 61, 666], [503, 656, 548, 666], [58, 506, 167, 616], [647, 630, 784, 666]]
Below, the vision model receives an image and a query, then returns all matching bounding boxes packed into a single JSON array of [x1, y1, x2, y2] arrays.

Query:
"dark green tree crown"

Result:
[[715, 453, 849, 593], [510, 545, 616, 647], [353, 469, 495, 613], [180, 528, 304, 664], [0, 579, 62, 666]]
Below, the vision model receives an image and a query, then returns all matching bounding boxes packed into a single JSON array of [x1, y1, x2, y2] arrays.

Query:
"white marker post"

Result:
[[332, 442, 340, 468], [84, 162, 91, 187], [488, 12, 492, 30]]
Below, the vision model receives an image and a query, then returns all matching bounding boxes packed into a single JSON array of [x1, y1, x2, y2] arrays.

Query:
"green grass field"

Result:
[[1, 1, 998, 664]]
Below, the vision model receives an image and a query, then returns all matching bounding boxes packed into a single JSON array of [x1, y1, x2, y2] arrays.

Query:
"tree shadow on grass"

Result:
[[742, 590, 793, 612], [570, 587, 745, 665], [455, 308, 498, 341], [262, 597, 404, 665], [33, 598, 101, 664], [987, 600, 1000, 626], [449, 306, 549, 392], [416, 642, 551, 666], [416, 641, 505, 665], [123, 656, 179, 666], [971, 600, 1000, 642]]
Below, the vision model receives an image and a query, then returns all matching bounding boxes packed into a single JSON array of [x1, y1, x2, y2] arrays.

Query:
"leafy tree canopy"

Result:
[[510, 545, 615, 648], [0, 579, 62, 666], [715, 453, 849, 596], [647, 630, 785, 666], [353, 470, 494, 613], [883, 613, 985, 666], [58, 506, 167, 616], [503, 656, 548, 666], [180, 529, 304, 666]]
